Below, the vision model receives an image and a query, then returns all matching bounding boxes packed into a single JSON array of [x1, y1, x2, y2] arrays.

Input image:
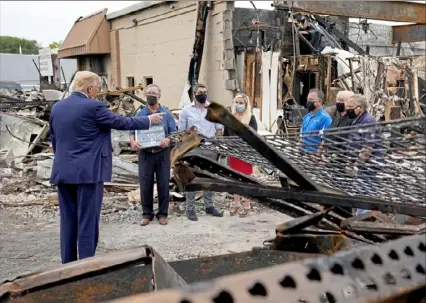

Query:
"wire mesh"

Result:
[[202, 117, 426, 209]]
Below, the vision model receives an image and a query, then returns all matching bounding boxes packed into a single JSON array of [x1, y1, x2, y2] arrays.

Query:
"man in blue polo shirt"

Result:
[[129, 84, 176, 226], [301, 89, 332, 152]]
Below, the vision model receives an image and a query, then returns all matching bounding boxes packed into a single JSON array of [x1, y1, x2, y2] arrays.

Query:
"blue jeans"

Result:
[[354, 168, 378, 215], [185, 147, 217, 212]]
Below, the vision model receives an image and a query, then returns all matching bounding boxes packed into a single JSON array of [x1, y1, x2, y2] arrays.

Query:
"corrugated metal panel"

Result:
[[0, 53, 77, 86]]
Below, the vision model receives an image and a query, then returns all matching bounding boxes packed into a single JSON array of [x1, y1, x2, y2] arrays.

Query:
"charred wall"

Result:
[[232, 8, 293, 55]]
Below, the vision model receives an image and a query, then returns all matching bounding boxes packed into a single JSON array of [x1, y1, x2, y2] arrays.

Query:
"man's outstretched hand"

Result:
[[149, 113, 164, 125]]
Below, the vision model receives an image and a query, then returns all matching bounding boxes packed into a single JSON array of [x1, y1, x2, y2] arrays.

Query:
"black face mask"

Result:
[[195, 94, 207, 104], [347, 108, 357, 119], [147, 95, 158, 106], [336, 102, 345, 113], [306, 101, 316, 112]]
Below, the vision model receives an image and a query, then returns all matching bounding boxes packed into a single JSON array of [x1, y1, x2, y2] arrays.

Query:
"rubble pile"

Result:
[[0, 152, 273, 223], [0, 85, 186, 219], [0, 85, 274, 222]]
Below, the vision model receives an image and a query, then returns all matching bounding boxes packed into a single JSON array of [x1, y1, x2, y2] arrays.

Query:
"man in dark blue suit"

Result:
[[49, 71, 163, 264]]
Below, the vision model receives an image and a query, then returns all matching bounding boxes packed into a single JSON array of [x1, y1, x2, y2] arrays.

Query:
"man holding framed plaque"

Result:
[[129, 84, 177, 226]]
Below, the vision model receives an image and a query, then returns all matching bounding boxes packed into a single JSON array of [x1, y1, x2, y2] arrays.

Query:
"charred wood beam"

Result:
[[396, 39, 402, 56], [297, 31, 320, 54], [274, 1, 426, 23], [345, 221, 426, 235], [393, 24, 426, 44], [116, 86, 147, 105], [188, 1, 210, 97], [186, 178, 426, 217], [123, 92, 146, 105], [314, 15, 367, 55]]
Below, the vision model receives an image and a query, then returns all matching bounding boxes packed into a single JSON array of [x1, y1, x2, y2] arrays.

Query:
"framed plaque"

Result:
[[136, 125, 165, 149]]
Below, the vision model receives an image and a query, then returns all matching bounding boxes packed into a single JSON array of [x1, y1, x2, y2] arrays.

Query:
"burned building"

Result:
[[58, 1, 425, 129], [59, 1, 236, 109]]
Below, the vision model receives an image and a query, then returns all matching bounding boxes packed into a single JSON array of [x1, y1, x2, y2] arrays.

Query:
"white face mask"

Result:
[[235, 104, 246, 113]]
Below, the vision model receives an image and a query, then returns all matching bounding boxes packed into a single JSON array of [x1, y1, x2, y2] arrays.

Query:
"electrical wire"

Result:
[[4, 125, 49, 148]]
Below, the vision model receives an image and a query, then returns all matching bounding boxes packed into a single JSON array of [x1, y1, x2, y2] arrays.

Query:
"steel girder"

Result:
[[186, 177, 426, 217], [393, 24, 426, 43], [273, 1, 426, 23]]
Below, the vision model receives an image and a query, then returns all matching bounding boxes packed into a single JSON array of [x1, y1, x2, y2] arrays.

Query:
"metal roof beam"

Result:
[[273, 1, 426, 23], [392, 24, 426, 43]]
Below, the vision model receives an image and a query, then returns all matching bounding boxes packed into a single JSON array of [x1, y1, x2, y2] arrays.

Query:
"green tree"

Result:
[[0, 36, 41, 54], [49, 40, 62, 49]]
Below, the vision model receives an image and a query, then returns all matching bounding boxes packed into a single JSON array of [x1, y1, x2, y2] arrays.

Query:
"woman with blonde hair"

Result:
[[224, 93, 258, 217]]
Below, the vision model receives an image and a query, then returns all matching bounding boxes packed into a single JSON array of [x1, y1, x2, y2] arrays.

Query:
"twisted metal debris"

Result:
[[109, 234, 426, 303], [202, 116, 426, 210]]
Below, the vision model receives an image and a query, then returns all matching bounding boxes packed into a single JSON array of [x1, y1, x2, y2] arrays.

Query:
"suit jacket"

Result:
[[50, 92, 150, 184]]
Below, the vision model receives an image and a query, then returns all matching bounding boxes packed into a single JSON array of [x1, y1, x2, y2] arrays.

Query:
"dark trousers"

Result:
[[57, 183, 104, 264], [139, 149, 171, 220]]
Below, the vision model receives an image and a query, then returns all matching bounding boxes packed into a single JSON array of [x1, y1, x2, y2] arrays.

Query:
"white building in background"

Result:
[[0, 53, 77, 89]]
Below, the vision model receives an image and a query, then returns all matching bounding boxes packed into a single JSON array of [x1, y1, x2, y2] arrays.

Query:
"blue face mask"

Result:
[[235, 104, 246, 113]]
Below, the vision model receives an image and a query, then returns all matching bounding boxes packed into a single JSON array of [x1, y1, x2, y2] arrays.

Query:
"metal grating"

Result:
[[108, 234, 426, 302], [202, 117, 426, 209]]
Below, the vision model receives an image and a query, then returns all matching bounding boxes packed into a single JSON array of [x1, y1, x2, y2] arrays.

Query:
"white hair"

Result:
[[336, 90, 354, 103], [71, 71, 100, 92], [351, 94, 368, 110]]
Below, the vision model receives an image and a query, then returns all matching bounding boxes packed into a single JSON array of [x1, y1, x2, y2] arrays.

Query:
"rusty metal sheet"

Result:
[[393, 24, 426, 43], [106, 234, 426, 303], [2, 264, 153, 303], [0, 246, 186, 303], [169, 250, 319, 284], [150, 248, 187, 291], [0, 246, 150, 300], [0, 247, 153, 302], [273, 1, 426, 23]]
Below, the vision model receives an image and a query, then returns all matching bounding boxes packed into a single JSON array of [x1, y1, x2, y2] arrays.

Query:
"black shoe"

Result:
[[206, 207, 223, 217], [186, 210, 198, 221]]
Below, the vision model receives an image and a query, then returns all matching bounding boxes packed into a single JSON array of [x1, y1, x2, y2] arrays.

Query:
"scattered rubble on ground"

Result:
[[0, 139, 276, 225], [0, 83, 280, 226]]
